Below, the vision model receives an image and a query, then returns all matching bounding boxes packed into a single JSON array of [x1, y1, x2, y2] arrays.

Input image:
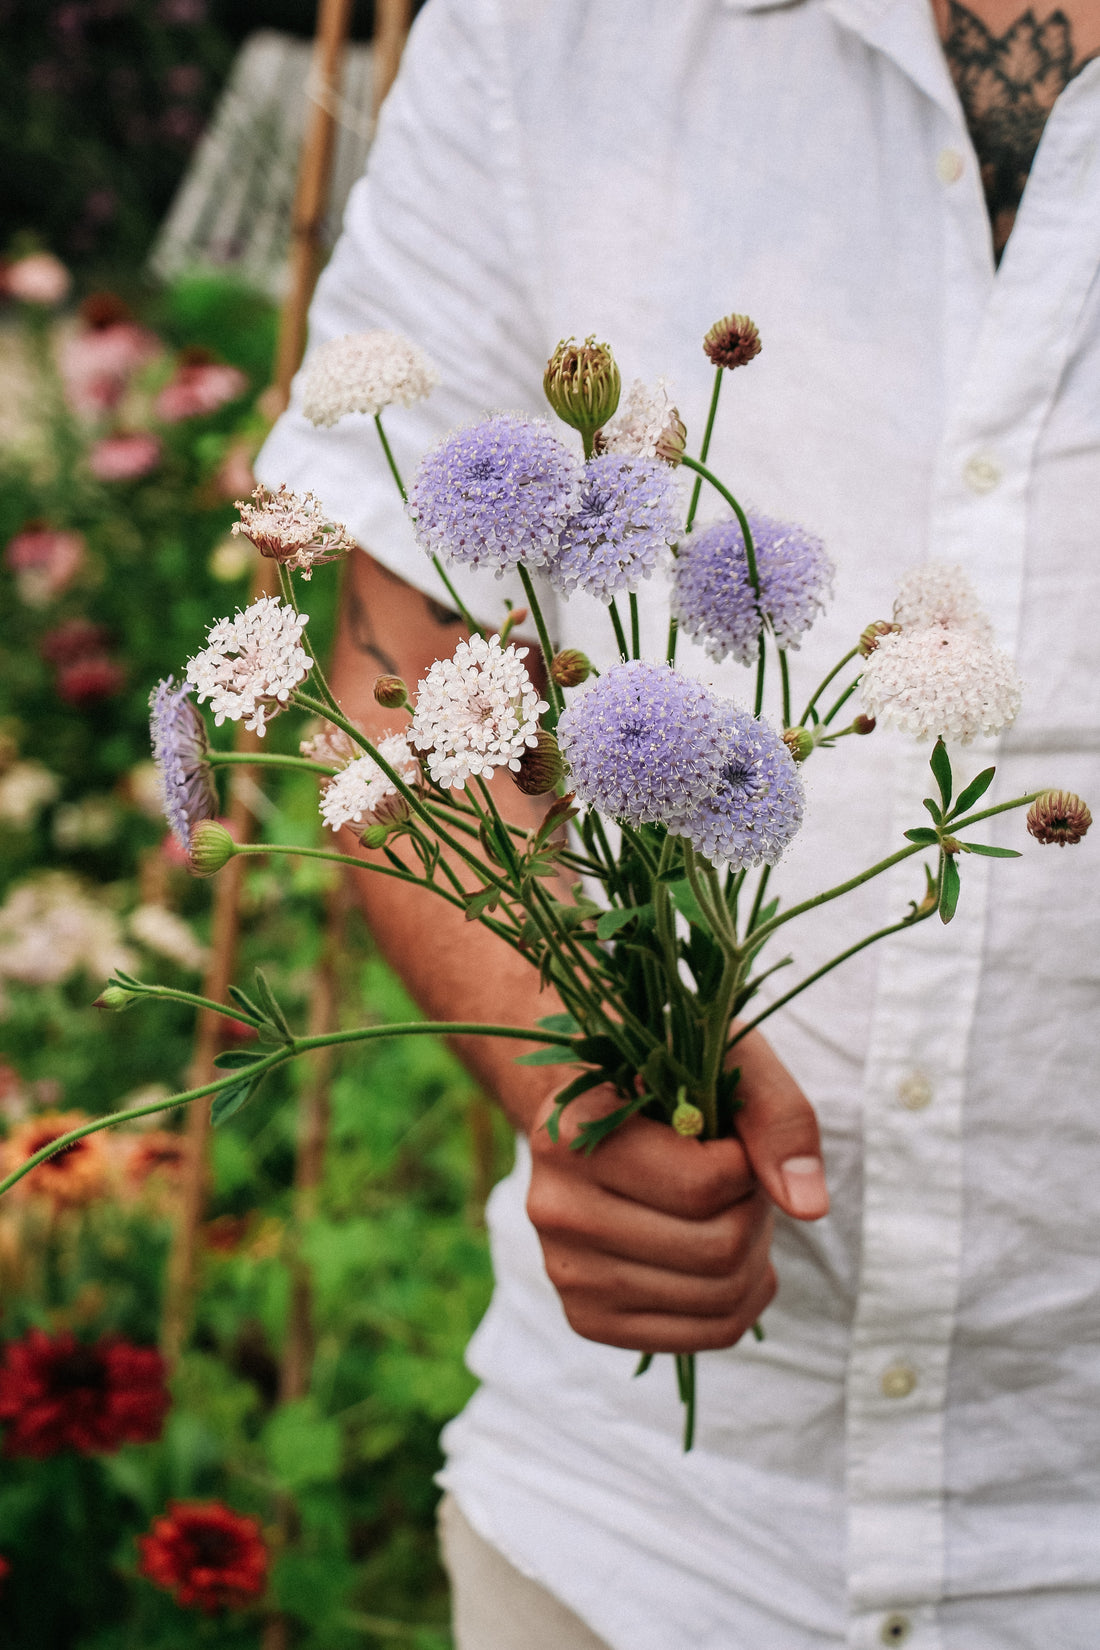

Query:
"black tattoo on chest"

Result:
[[943, 3, 1094, 260]]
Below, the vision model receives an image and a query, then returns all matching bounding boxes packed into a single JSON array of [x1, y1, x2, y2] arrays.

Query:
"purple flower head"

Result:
[[407, 415, 581, 576], [556, 661, 728, 826], [674, 702, 804, 867], [672, 511, 834, 665], [545, 454, 681, 602], [149, 677, 217, 850]]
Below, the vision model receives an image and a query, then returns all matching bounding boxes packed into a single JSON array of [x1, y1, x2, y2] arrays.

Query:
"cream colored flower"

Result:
[[300, 330, 440, 427]]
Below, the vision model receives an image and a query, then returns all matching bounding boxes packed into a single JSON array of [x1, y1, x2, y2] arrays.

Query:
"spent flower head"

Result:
[[407, 415, 581, 575], [556, 661, 728, 827], [185, 597, 312, 737], [231, 484, 356, 580], [595, 377, 686, 466], [546, 454, 681, 602], [320, 734, 420, 833], [1026, 790, 1092, 846], [703, 313, 762, 370], [672, 511, 833, 664], [673, 703, 805, 867], [410, 634, 548, 790], [149, 678, 217, 851], [543, 336, 621, 439], [300, 329, 440, 426]]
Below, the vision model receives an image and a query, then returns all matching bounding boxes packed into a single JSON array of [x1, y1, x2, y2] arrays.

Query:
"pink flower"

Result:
[[155, 358, 247, 422], [40, 619, 111, 666], [57, 656, 126, 706], [5, 524, 85, 606], [2, 253, 71, 307], [61, 321, 161, 418], [88, 432, 162, 481]]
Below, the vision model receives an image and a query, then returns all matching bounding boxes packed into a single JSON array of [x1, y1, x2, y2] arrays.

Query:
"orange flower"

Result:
[[125, 1131, 189, 1192], [3, 1113, 110, 1209]]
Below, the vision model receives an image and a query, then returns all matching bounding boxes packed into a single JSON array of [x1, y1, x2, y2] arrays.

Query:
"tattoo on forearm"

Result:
[[345, 581, 399, 673], [944, 3, 1097, 261]]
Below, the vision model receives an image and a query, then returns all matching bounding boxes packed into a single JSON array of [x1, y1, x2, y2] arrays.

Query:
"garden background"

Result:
[[0, 5, 505, 1645]]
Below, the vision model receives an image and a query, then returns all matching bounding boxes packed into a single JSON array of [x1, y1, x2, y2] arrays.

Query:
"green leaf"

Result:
[[667, 879, 709, 933], [514, 1044, 574, 1066], [751, 896, 780, 932], [960, 842, 1021, 858], [252, 968, 291, 1037], [212, 1050, 266, 1070], [572, 1096, 649, 1155], [537, 1012, 579, 1035], [464, 886, 501, 922], [930, 737, 953, 809], [264, 1399, 341, 1490], [574, 1034, 627, 1070], [209, 1076, 259, 1127], [226, 984, 264, 1024], [951, 765, 995, 817], [904, 827, 940, 845], [596, 904, 653, 941], [923, 796, 943, 824], [939, 853, 961, 924]]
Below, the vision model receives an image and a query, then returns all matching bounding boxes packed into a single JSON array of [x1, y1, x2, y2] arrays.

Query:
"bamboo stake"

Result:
[[160, 0, 356, 1368], [372, 0, 412, 117]]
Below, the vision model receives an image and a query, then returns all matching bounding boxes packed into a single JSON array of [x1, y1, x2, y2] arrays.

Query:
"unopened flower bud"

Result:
[[188, 819, 236, 876], [653, 405, 688, 466], [543, 336, 621, 438], [1026, 790, 1092, 847], [852, 714, 876, 734], [513, 730, 565, 796], [95, 983, 138, 1012], [672, 1098, 705, 1137], [369, 790, 411, 830], [360, 822, 392, 850], [373, 674, 408, 709], [859, 620, 901, 657], [782, 726, 815, 763], [702, 313, 761, 371], [550, 648, 592, 688]]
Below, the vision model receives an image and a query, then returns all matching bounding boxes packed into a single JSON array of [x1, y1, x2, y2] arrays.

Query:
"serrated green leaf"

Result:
[[930, 738, 952, 809], [252, 968, 291, 1037], [939, 853, 961, 924], [464, 886, 501, 922], [596, 904, 653, 941], [537, 1012, 579, 1035], [951, 766, 995, 817], [960, 842, 1021, 858], [514, 1044, 575, 1066], [212, 1050, 267, 1070], [904, 827, 940, 845]]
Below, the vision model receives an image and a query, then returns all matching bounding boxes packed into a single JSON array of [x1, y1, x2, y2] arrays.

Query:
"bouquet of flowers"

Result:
[[3, 315, 1090, 1447]]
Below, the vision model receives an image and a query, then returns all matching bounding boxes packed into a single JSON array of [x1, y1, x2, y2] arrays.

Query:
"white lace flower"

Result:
[[185, 597, 312, 737], [320, 735, 420, 831], [859, 626, 1022, 743], [231, 484, 356, 579], [410, 634, 548, 790], [891, 562, 993, 641], [128, 904, 207, 971], [595, 377, 686, 465], [300, 330, 440, 427]]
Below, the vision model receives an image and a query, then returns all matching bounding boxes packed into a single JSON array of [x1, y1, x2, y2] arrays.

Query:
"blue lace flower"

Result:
[[149, 677, 217, 850], [675, 702, 804, 866], [545, 454, 681, 601], [557, 660, 727, 826], [407, 414, 581, 575], [672, 511, 833, 664]]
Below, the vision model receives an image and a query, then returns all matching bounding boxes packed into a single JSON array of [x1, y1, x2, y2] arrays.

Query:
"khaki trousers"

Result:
[[439, 1493, 614, 1650]]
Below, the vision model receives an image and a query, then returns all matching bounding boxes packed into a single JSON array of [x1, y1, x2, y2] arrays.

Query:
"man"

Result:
[[258, 3, 1100, 1644]]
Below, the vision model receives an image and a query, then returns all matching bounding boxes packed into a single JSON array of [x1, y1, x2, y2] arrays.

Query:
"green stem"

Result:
[[517, 565, 563, 725], [374, 410, 480, 636], [373, 412, 407, 501], [629, 593, 641, 659], [685, 366, 723, 534], [679, 455, 759, 594], [208, 751, 337, 777], [608, 598, 630, 661], [948, 791, 1043, 832], [779, 650, 792, 729], [746, 864, 772, 935], [798, 645, 861, 727], [752, 842, 925, 948], [754, 641, 766, 719], [822, 679, 859, 727]]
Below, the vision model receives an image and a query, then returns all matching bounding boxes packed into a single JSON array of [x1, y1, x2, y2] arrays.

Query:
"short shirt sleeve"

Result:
[[255, 0, 554, 624]]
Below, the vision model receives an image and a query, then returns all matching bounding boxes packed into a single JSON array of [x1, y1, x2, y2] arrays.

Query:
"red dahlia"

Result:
[[138, 1501, 268, 1612], [0, 1329, 170, 1458]]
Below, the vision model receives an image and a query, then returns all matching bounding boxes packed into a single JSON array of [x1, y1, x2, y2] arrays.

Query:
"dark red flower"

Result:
[[0, 1329, 170, 1458], [39, 618, 111, 667], [0, 1554, 9, 1593], [56, 654, 126, 705], [138, 1501, 268, 1612]]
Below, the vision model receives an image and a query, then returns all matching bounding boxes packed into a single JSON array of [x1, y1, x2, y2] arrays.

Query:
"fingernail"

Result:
[[780, 1155, 828, 1217]]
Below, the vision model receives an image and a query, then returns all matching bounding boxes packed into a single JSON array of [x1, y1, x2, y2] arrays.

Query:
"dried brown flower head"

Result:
[[1026, 790, 1092, 847], [702, 313, 762, 371]]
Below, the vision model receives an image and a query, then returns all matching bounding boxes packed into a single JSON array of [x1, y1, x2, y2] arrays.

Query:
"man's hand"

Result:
[[525, 1029, 827, 1354]]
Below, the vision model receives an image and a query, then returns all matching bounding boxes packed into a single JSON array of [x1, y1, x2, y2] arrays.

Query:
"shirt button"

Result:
[[964, 452, 1002, 493], [881, 1362, 918, 1399], [880, 1615, 912, 1645], [936, 145, 965, 184], [897, 1071, 933, 1111]]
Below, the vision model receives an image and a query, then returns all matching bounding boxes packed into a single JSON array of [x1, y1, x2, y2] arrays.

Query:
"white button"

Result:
[[881, 1362, 918, 1399], [936, 146, 965, 184], [880, 1615, 912, 1645], [964, 453, 1002, 493], [897, 1071, 933, 1111]]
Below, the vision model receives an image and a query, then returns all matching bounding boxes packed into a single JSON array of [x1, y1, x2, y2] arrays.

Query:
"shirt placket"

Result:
[[836, 20, 1100, 1650]]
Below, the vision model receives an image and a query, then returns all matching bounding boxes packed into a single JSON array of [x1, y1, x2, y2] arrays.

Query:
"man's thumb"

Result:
[[732, 1031, 829, 1221]]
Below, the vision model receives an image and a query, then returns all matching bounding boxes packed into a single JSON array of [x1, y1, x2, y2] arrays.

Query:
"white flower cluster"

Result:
[[410, 634, 548, 790], [300, 330, 440, 427], [596, 377, 685, 464], [128, 904, 208, 972], [0, 873, 135, 995], [185, 597, 312, 737], [860, 563, 1022, 744], [0, 762, 60, 830], [321, 734, 420, 832], [232, 484, 356, 579]]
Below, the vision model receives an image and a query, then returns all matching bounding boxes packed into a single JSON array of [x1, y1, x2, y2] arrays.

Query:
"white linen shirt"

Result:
[[257, 2, 1100, 1645]]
